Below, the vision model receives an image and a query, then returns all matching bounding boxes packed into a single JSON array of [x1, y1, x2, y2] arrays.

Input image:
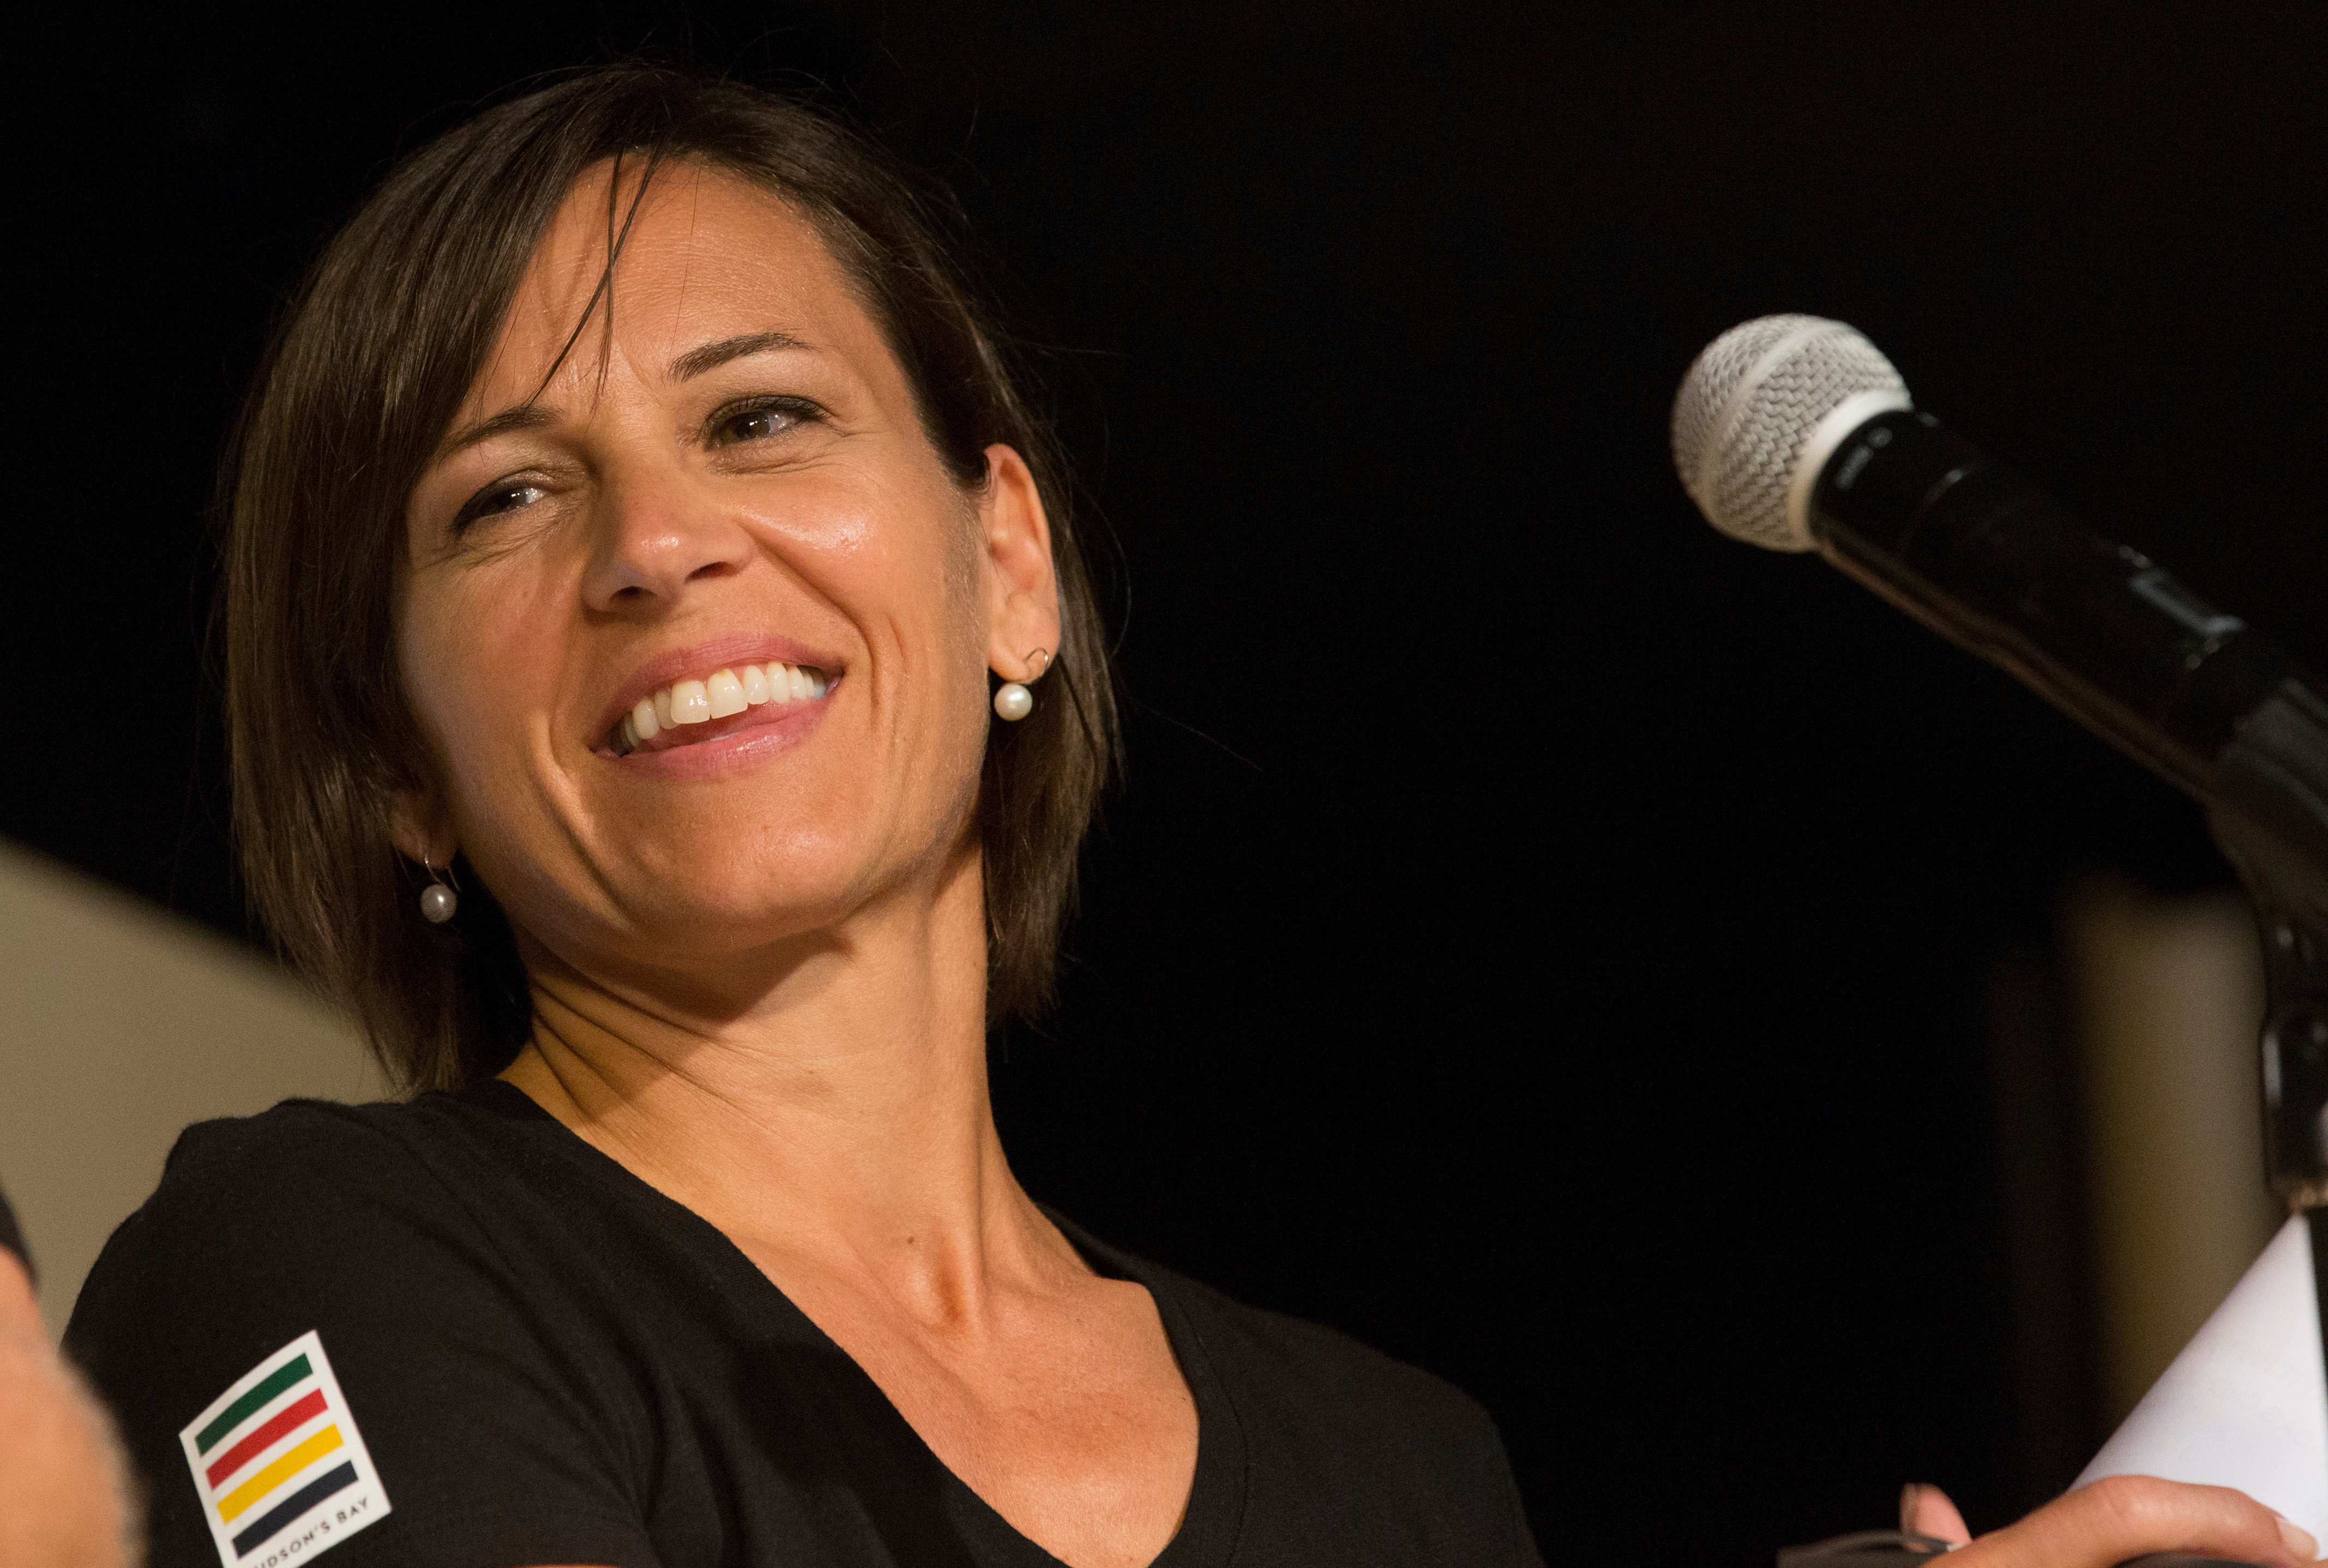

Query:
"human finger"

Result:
[[1954, 1474, 2316, 1568], [1902, 1483, 1971, 1546]]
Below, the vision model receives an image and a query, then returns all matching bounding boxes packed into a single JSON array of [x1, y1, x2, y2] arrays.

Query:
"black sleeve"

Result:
[[63, 1105, 660, 1568], [1480, 1412, 1546, 1568]]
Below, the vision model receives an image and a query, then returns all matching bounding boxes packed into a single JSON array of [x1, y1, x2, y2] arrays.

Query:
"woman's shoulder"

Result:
[[99, 1081, 584, 1252], [76, 1091, 506, 1301], [142, 1093, 451, 1201], [1059, 1215, 1537, 1558], [66, 1090, 520, 1398], [150, 1079, 544, 1184], [1153, 1255, 1503, 1445], [67, 1086, 665, 1568], [1059, 1217, 1481, 1424], [68, 1085, 616, 1427], [68, 1083, 603, 1354]]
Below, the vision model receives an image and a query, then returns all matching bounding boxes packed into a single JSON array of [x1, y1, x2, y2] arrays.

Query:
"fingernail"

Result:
[[2273, 1512, 2317, 1563], [1900, 1483, 1925, 1534]]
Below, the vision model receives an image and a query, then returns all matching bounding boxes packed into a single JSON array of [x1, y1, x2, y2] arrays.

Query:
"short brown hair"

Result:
[[223, 67, 1118, 1093]]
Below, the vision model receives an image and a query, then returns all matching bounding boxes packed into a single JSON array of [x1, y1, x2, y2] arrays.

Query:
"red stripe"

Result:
[[204, 1389, 327, 1489]]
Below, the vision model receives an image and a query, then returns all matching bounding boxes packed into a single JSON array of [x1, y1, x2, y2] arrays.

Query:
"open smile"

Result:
[[603, 659, 838, 757]]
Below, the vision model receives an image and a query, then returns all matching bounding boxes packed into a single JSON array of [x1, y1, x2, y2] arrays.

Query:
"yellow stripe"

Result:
[[216, 1426, 343, 1523]]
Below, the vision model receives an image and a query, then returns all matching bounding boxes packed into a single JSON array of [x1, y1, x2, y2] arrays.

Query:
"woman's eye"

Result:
[[709, 398, 817, 447], [453, 481, 546, 530]]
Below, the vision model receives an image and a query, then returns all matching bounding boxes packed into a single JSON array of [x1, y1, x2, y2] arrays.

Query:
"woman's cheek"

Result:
[[420, 551, 570, 717]]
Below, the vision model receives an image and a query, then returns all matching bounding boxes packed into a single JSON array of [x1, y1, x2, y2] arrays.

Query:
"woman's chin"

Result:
[[594, 841, 870, 936], [611, 869, 855, 939]]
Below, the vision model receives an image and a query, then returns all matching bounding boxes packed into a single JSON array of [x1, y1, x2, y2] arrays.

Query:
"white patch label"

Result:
[[177, 1331, 391, 1568]]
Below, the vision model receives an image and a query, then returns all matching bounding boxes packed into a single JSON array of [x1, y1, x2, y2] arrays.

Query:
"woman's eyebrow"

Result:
[[432, 330, 814, 461], [436, 403, 558, 463], [669, 329, 811, 381]]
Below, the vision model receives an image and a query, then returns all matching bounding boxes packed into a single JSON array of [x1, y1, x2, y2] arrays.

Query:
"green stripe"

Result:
[[195, 1355, 313, 1455]]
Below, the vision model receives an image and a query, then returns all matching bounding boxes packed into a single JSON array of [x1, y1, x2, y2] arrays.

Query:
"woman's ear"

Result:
[[387, 779, 458, 870], [978, 444, 1062, 682]]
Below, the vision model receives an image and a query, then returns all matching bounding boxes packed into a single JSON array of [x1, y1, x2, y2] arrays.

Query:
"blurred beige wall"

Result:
[[0, 840, 380, 1337], [2065, 878, 2280, 1425]]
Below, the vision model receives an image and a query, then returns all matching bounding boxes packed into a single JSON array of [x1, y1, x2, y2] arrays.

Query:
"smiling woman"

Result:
[[215, 80, 1113, 1092], [59, 66, 1541, 1568]]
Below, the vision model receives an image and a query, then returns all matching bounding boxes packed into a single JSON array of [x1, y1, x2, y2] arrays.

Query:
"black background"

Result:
[[14, 2, 2328, 1560]]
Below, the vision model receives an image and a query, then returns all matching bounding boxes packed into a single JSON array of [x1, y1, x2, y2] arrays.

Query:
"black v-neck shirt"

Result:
[[66, 1082, 1541, 1568]]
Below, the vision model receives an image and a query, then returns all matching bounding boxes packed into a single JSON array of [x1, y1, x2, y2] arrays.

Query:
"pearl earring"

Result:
[[992, 648, 1051, 722], [419, 856, 459, 924]]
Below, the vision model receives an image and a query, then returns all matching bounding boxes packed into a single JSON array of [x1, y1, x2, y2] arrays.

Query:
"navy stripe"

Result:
[[231, 1462, 358, 1557]]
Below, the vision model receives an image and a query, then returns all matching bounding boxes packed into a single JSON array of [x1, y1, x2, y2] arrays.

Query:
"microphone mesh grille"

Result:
[[1670, 315, 1908, 551]]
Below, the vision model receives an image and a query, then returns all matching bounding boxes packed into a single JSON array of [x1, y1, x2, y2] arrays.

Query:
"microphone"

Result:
[[1673, 314, 2319, 812], [1669, 314, 2328, 1202], [1680, 314, 2328, 1565]]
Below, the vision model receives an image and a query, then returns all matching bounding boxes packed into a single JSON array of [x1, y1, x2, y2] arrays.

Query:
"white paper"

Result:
[[2077, 1216, 2328, 1543]]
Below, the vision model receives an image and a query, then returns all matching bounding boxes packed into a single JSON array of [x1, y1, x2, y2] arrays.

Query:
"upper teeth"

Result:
[[616, 663, 828, 753]]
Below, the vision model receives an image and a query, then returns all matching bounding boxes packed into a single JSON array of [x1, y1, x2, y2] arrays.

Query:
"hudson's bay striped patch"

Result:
[[178, 1332, 390, 1568]]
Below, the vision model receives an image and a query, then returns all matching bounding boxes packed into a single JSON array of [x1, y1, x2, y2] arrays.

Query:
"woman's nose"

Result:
[[580, 467, 753, 611]]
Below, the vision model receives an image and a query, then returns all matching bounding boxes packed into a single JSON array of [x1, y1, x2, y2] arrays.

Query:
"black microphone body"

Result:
[[1813, 409, 2292, 800], [1806, 407, 2328, 1203]]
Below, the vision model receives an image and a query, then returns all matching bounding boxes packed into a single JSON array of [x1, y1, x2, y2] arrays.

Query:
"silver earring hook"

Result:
[[418, 853, 460, 924]]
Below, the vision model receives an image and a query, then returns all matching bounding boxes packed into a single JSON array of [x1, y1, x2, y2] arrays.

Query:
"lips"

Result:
[[606, 660, 834, 756], [591, 634, 845, 762], [604, 689, 834, 777]]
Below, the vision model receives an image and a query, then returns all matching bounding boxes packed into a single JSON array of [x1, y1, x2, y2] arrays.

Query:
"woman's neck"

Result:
[[497, 847, 1066, 1325]]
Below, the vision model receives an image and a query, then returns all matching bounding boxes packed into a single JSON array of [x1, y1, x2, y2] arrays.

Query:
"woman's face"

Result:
[[398, 160, 1057, 996]]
